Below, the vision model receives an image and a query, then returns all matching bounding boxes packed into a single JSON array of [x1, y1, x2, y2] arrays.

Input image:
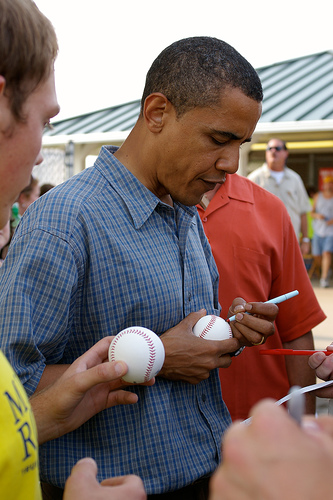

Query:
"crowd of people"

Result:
[[1, 1, 333, 500]]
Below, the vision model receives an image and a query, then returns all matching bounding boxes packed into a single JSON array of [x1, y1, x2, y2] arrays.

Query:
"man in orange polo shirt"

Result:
[[197, 173, 326, 419]]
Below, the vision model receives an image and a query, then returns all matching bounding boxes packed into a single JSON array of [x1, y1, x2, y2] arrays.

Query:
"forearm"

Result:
[[283, 331, 316, 414], [31, 364, 70, 444], [30, 388, 63, 444], [300, 213, 308, 238]]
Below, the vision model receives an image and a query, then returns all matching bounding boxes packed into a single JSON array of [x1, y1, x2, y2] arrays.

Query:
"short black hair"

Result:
[[140, 36, 263, 117]]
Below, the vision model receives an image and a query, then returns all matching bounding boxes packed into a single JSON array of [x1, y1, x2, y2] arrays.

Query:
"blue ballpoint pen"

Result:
[[227, 290, 299, 323]]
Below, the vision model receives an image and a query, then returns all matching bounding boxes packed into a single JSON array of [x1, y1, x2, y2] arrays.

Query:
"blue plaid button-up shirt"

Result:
[[0, 146, 231, 493]]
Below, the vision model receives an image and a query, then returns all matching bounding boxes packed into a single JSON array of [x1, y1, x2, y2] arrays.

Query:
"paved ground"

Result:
[[310, 276, 333, 415], [311, 278, 333, 350]]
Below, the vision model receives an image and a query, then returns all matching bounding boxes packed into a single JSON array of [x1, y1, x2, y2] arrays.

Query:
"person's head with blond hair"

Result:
[[0, 0, 58, 121], [0, 0, 60, 228]]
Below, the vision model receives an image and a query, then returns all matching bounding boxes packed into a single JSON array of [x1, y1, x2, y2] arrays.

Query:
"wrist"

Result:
[[30, 391, 59, 445]]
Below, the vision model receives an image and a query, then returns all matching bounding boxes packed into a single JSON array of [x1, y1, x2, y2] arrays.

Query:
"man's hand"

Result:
[[64, 458, 146, 500], [309, 343, 333, 398], [209, 400, 333, 500], [159, 310, 240, 384], [227, 297, 277, 346], [31, 336, 154, 444]]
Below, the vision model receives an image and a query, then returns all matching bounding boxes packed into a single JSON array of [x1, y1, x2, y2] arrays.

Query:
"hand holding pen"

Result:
[[308, 345, 333, 399], [227, 290, 299, 323], [225, 290, 298, 349]]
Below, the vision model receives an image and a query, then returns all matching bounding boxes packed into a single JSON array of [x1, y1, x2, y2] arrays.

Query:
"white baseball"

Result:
[[108, 326, 165, 383], [193, 315, 232, 341]]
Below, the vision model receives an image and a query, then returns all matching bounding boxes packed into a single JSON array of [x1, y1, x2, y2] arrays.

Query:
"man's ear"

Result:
[[143, 93, 172, 133]]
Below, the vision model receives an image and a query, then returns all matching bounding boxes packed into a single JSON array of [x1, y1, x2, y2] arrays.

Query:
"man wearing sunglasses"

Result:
[[248, 138, 311, 256]]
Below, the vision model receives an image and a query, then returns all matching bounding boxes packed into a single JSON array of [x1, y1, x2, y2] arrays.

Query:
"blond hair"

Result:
[[0, 0, 58, 120]]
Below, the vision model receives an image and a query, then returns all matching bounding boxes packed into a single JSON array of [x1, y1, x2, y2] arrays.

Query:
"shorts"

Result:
[[312, 234, 333, 255]]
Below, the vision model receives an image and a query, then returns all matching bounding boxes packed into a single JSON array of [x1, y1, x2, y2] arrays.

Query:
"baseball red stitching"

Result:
[[110, 328, 157, 381], [199, 316, 217, 338]]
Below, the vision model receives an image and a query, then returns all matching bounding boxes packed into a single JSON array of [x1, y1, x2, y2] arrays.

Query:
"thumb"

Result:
[[64, 458, 98, 496], [71, 457, 98, 475], [190, 309, 207, 325]]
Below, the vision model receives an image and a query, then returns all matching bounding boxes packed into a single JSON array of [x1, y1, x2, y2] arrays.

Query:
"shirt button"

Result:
[[201, 394, 206, 402], [188, 293, 192, 301], [202, 217, 208, 222]]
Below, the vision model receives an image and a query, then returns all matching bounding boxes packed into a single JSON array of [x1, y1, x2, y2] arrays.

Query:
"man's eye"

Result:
[[212, 137, 226, 146]]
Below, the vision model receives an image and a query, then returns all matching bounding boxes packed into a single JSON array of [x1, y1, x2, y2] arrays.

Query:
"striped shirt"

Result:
[[0, 146, 231, 493]]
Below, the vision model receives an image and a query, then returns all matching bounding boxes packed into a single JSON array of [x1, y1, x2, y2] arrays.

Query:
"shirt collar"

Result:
[[197, 174, 254, 216], [95, 146, 197, 228]]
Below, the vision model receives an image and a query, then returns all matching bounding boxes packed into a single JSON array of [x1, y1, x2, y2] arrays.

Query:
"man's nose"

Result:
[[215, 149, 240, 174]]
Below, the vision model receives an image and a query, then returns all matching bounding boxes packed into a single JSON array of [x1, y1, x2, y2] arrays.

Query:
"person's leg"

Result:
[[319, 236, 333, 287], [321, 251, 332, 281], [312, 235, 325, 284]]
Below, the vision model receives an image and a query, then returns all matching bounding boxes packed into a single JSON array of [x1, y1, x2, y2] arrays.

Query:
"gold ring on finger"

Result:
[[252, 335, 265, 346]]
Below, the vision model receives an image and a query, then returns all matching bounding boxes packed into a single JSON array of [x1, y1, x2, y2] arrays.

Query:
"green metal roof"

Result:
[[257, 50, 333, 122], [44, 50, 333, 138]]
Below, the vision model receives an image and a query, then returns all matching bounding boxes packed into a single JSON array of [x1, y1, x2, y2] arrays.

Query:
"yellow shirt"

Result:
[[0, 350, 41, 499]]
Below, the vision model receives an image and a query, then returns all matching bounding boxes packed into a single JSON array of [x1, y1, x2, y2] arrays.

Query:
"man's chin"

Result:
[[177, 194, 205, 207]]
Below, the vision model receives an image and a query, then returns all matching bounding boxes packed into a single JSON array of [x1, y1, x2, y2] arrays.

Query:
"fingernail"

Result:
[[302, 420, 321, 434], [234, 305, 244, 313], [115, 362, 126, 375]]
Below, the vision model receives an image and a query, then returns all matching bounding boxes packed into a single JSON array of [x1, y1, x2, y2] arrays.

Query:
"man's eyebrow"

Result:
[[209, 129, 252, 143]]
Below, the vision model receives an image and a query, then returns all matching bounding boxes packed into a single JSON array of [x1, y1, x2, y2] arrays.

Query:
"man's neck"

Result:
[[268, 163, 285, 172]]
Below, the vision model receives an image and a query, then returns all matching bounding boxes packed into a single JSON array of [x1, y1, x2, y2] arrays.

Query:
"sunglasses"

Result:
[[266, 146, 285, 152]]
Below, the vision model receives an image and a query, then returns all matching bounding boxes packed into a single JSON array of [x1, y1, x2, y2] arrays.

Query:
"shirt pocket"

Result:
[[232, 246, 271, 297]]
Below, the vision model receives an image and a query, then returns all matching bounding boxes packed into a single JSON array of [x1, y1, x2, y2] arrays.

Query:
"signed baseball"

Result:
[[193, 315, 232, 341], [108, 327, 165, 383]]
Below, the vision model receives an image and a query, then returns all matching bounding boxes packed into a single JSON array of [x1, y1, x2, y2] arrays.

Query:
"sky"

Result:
[[35, 0, 333, 121]]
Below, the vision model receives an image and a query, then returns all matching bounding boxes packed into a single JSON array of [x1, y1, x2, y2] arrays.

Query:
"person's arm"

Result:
[[160, 300, 277, 384], [300, 213, 311, 256], [31, 336, 153, 444], [209, 400, 333, 500], [310, 193, 318, 217], [64, 458, 146, 500], [283, 331, 316, 414], [311, 194, 325, 220]]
